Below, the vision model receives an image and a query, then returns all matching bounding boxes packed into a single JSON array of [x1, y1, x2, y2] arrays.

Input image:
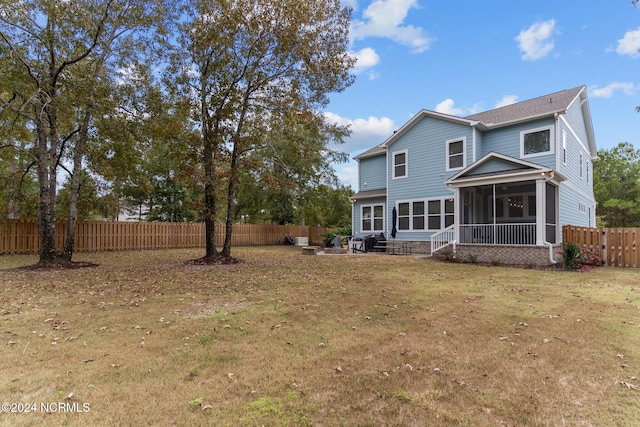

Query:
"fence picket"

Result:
[[562, 225, 640, 268], [0, 220, 330, 255]]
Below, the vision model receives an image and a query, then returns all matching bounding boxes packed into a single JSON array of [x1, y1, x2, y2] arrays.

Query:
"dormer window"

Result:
[[521, 126, 554, 158], [446, 137, 466, 171], [393, 150, 407, 179]]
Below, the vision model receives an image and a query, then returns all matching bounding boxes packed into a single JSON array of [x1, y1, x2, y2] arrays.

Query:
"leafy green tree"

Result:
[[0, 0, 173, 263], [56, 171, 117, 221], [593, 142, 640, 226], [175, 0, 355, 259]]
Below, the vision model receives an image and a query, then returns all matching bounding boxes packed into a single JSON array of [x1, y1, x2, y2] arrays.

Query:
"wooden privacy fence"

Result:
[[563, 225, 640, 268], [0, 220, 330, 255]]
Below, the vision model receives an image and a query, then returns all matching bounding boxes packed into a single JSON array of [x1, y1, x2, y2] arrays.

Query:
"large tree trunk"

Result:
[[202, 132, 218, 258], [221, 159, 236, 257], [36, 120, 58, 263]]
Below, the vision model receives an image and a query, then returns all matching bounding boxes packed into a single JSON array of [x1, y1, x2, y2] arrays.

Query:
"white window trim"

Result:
[[392, 149, 408, 180], [445, 136, 467, 172], [361, 203, 385, 233], [520, 125, 555, 159], [579, 152, 584, 180], [396, 198, 454, 232]]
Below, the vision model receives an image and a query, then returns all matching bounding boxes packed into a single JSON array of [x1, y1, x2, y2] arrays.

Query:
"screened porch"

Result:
[[458, 181, 558, 245]]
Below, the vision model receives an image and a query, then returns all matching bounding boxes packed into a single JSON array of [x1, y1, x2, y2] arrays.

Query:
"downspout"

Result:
[[545, 241, 558, 264]]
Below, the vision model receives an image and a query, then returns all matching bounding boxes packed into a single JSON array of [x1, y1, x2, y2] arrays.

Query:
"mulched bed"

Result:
[[15, 261, 99, 271], [186, 255, 245, 266]]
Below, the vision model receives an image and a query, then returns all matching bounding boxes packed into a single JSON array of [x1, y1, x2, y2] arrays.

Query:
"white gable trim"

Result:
[[382, 110, 478, 149], [558, 114, 591, 159]]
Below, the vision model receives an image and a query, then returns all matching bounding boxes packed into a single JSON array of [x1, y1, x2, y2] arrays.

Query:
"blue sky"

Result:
[[325, 0, 640, 189]]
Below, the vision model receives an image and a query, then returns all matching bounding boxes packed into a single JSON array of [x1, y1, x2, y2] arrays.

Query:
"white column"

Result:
[[535, 179, 545, 246], [453, 188, 460, 242]]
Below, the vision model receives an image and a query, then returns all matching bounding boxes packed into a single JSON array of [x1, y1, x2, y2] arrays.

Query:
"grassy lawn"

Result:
[[0, 246, 639, 426]]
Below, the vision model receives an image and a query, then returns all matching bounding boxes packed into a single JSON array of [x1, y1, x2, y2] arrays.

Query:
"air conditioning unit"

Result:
[[295, 237, 308, 246]]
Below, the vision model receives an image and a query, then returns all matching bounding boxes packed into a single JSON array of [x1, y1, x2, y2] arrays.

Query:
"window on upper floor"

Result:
[[446, 137, 466, 171], [392, 150, 407, 179], [586, 159, 590, 183], [362, 204, 384, 232], [579, 152, 583, 179], [521, 126, 554, 158]]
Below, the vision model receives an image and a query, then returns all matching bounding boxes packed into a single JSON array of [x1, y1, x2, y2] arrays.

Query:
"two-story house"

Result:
[[350, 86, 597, 265]]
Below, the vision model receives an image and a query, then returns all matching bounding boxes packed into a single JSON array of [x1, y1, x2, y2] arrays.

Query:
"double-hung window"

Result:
[[521, 126, 554, 158], [446, 137, 466, 171], [393, 150, 407, 179], [362, 204, 384, 232], [398, 198, 454, 231]]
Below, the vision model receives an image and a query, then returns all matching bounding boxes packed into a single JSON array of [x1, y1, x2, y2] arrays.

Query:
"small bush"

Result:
[[437, 247, 456, 262], [560, 242, 602, 271], [464, 254, 478, 264]]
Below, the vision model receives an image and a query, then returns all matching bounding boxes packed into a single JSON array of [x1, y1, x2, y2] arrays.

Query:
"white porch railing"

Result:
[[431, 225, 456, 255], [459, 223, 536, 245]]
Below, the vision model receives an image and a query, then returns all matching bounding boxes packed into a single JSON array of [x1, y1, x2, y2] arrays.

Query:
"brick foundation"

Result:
[[452, 244, 562, 266]]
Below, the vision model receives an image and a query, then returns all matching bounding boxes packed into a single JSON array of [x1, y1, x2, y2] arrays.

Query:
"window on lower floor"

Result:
[[398, 198, 453, 231], [362, 204, 384, 232]]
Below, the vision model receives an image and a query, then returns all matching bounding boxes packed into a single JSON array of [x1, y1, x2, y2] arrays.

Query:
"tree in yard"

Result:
[[593, 142, 640, 226], [175, 0, 355, 260], [0, 0, 172, 263], [235, 110, 351, 226]]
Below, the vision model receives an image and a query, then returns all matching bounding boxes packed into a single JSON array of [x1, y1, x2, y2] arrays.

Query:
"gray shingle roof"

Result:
[[350, 188, 386, 200], [354, 144, 385, 160], [465, 86, 584, 127]]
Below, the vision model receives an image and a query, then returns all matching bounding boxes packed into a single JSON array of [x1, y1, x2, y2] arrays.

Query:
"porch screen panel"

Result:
[[545, 183, 557, 243]]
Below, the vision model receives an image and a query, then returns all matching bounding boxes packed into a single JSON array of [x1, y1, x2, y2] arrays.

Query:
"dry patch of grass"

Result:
[[1, 247, 639, 426]]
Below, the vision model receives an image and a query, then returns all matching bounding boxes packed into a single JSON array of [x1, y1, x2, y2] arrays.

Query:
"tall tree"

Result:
[[0, 0, 172, 263], [176, 0, 354, 259], [235, 110, 350, 226], [593, 142, 640, 226]]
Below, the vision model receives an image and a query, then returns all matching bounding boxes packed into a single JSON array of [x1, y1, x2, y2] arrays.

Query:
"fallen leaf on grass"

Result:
[[619, 381, 638, 391]]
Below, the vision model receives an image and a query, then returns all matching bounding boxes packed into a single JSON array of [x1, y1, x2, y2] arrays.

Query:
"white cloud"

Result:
[[350, 0, 434, 53], [324, 112, 396, 154], [434, 99, 465, 116], [350, 47, 381, 75], [617, 27, 640, 58], [495, 95, 519, 108], [335, 163, 359, 189], [590, 82, 637, 98], [515, 19, 556, 61]]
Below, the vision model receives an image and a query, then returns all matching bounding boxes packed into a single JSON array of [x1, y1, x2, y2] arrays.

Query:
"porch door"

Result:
[[545, 183, 557, 243]]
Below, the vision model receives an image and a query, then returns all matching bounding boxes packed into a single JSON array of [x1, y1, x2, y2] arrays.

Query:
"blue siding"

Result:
[[386, 116, 470, 240], [353, 196, 386, 236], [564, 99, 589, 152], [479, 118, 556, 168], [467, 157, 529, 176], [559, 184, 594, 229], [557, 103, 595, 219], [358, 154, 386, 191], [352, 94, 596, 247]]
